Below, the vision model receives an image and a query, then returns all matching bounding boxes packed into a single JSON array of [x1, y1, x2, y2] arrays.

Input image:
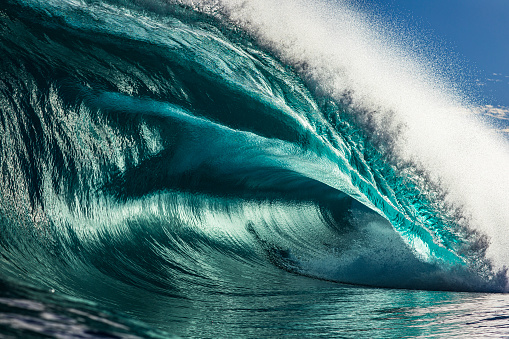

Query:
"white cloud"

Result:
[[485, 72, 509, 83], [473, 105, 509, 133], [476, 105, 509, 119]]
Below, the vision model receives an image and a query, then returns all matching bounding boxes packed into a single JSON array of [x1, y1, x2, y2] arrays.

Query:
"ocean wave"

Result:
[[1, 3, 508, 337]]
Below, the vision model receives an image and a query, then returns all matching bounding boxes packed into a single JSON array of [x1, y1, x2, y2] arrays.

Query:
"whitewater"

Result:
[[1, 0, 509, 337]]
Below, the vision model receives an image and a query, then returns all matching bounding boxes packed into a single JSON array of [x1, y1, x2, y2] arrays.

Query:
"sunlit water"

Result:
[[1, 0, 509, 337]]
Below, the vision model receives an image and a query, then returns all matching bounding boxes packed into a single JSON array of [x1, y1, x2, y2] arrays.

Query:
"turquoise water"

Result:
[[1, 0, 509, 337], [3, 271, 509, 337]]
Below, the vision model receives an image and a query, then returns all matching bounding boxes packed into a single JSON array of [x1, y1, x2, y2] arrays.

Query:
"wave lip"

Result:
[[208, 0, 509, 271]]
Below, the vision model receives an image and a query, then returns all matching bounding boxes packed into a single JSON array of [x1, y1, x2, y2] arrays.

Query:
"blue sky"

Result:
[[364, 0, 509, 107]]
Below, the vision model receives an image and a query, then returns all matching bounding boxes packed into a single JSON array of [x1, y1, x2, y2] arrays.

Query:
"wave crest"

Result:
[[0, 0, 507, 298]]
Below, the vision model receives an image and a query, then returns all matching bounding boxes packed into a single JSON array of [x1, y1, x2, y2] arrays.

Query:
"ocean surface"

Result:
[[1, 0, 509, 337]]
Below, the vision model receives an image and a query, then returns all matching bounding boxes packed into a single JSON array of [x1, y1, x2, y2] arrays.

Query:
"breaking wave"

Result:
[[1, 0, 509, 335]]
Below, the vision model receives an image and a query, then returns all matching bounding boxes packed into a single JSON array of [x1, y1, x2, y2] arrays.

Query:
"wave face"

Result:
[[1, 0, 509, 336]]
